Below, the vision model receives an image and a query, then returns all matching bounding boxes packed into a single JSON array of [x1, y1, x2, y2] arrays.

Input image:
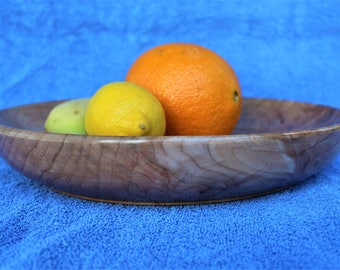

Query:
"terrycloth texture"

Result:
[[0, 1, 339, 269]]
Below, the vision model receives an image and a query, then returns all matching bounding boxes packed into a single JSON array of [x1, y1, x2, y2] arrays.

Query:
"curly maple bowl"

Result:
[[0, 98, 340, 205]]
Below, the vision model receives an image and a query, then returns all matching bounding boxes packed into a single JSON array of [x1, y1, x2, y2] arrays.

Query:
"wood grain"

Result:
[[1, 98, 340, 205]]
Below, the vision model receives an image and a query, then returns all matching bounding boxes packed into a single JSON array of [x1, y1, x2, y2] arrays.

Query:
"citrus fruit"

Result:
[[44, 98, 89, 135], [126, 42, 242, 136], [85, 82, 166, 136]]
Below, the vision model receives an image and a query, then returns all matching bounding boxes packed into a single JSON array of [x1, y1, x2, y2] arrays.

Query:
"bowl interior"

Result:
[[1, 98, 340, 135]]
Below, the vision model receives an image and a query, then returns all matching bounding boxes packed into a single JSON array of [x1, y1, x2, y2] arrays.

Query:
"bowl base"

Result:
[[55, 187, 289, 206]]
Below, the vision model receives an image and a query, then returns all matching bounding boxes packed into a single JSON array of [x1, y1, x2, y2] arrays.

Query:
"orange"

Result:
[[126, 42, 242, 136]]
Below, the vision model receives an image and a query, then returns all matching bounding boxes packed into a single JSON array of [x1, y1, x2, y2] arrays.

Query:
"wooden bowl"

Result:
[[1, 98, 340, 205]]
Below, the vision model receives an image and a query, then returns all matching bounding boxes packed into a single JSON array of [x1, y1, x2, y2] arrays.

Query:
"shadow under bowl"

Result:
[[1, 98, 340, 205]]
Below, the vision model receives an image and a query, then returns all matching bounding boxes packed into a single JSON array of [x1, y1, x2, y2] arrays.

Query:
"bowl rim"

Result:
[[1, 121, 340, 144], [1, 97, 340, 144]]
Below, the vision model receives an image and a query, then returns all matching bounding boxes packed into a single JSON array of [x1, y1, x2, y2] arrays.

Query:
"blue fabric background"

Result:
[[0, 0, 339, 269]]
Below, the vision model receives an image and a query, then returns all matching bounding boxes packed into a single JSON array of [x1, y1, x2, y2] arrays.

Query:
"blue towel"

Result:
[[1, 1, 339, 269]]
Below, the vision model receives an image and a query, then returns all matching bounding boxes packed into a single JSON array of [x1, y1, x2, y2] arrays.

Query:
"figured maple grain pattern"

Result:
[[0, 98, 340, 204]]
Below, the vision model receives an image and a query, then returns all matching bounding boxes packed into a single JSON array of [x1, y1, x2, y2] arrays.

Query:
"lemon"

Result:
[[85, 82, 166, 136]]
